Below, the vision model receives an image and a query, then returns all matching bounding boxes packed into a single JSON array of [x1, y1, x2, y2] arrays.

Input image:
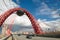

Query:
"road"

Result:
[[7, 35, 60, 40]]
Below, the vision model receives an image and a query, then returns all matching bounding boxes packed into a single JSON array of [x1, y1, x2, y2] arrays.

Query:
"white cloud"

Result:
[[0, 0, 19, 15], [14, 14, 31, 26], [38, 19, 60, 32], [51, 13, 60, 18], [51, 10, 60, 18], [2, 13, 33, 32], [38, 19, 52, 32], [0, 0, 60, 33], [32, 0, 41, 6], [0, 0, 33, 32], [16, 0, 20, 5], [35, 2, 51, 16], [2, 13, 60, 32], [35, 2, 60, 19], [10, 14, 33, 32], [43, 19, 60, 27]]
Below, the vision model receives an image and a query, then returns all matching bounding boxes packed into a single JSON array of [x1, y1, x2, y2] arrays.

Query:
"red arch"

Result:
[[0, 8, 43, 34]]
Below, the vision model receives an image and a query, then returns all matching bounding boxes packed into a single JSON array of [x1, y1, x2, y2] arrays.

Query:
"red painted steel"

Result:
[[0, 8, 44, 34]]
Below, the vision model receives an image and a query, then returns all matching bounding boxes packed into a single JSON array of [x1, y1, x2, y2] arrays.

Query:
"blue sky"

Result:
[[0, 0, 60, 33], [13, 0, 60, 21]]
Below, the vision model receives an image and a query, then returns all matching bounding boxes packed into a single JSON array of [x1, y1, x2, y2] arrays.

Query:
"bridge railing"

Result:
[[0, 34, 12, 40]]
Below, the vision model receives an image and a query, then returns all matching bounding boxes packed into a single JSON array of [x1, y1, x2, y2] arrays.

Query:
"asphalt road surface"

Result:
[[7, 35, 60, 40]]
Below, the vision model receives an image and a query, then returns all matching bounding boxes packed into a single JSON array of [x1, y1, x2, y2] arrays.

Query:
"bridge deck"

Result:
[[0, 34, 60, 40]]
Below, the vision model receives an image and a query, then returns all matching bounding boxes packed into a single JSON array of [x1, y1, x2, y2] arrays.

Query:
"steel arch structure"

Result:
[[0, 8, 43, 34]]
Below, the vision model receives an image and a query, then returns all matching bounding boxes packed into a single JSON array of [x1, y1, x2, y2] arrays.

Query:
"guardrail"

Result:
[[0, 33, 60, 40], [0, 34, 12, 40]]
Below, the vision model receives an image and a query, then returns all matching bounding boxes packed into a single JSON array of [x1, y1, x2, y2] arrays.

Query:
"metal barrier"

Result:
[[0, 34, 12, 40]]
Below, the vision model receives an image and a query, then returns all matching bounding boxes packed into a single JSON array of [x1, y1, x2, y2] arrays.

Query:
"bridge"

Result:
[[0, 32, 60, 40]]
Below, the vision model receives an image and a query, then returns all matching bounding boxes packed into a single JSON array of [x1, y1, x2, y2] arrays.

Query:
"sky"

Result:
[[0, 0, 60, 33], [13, 0, 60, 21], [12, 0, 60, 32]]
